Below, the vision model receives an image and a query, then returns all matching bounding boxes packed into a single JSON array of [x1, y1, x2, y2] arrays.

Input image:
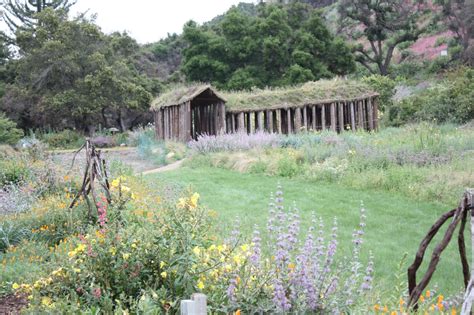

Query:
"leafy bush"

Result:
[[38, 130, 84, 149], [361, 75, 396, 112], [188, 131, 280, 153], [388, 67, 474, 125], [13, 181, 375, 314], [0, 112, 23, 145]]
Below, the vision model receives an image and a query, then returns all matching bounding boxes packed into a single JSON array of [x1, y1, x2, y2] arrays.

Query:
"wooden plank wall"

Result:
[[155, 96, 379, 141]]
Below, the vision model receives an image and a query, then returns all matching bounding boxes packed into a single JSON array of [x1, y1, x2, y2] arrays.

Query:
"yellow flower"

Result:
[[160, 261, 166, 268], [189, 193, 200, 208], [240, 244, 249, 252], [383, 305, 388, 312], [235, 310, 241, 315], [390, 312, 397, 315], [177, 198, 187, 208], [438, 294, 444, 303], [452, 308, 457, 315], [131, 243, 137, 249], [288, 263, 296, 271], [41, 297, 52, 307], [197, 281, 205, 290], [419, 295, 425, 303], [160, 272, 167, 278], [12, 283, 20, 290], [122, 253, 130, 260], [193, 246, 201, 256], [374, 304, 380, 311], [73, 268, 81, 273], [109, 247, 117, 256], [425, 290, 431, 298]]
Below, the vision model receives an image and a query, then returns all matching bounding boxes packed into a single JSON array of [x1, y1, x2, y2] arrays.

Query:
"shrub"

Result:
[[0, 112, 23, 145], [90, 135, 116, 148], [188, 131, 280, 153], [361, 75, 396, 112], [388, 67, 474, 125], [38, 130, 84, 149]]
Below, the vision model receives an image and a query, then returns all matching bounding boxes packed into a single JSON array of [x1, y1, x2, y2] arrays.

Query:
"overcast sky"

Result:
[[70, 0, 252, 44]]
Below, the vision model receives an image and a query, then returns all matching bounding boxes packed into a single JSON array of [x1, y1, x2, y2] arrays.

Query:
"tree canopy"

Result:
[[181, 2, 355, 90], [1, 9, 154, 132], [338, 0, 430, 75]]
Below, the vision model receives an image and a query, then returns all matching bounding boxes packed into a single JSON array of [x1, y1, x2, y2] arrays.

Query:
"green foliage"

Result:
[[388, 67, 474, 125], [339, 0, 430, 75], [361, 75, 396, 113], [182, 3, 355, 89], [0, 111, 23, 145], [2, 9, 152, 132], [37, 130, 84, 149]]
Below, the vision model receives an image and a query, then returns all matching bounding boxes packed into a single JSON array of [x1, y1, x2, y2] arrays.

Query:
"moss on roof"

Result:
[[223, 79, 378, 112], [151, 80, 378, 112], [151, 84, 226, 109]]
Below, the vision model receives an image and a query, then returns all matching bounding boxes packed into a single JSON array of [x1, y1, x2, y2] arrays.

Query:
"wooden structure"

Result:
[[151, 81, 379, 141], [152, 85, 226, 141], [407, 189, 474, 312]]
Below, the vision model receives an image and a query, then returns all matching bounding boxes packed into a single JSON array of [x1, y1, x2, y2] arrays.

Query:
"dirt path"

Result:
[[141, 159, 185, 175], [51, 147, 185, 176]]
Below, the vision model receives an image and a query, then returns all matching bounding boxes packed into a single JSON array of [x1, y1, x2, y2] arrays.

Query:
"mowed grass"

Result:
[[146, 166, 467, 296]]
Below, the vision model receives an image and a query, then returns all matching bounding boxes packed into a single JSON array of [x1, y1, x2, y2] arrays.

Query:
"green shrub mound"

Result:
[[0, 112, 23, 145]]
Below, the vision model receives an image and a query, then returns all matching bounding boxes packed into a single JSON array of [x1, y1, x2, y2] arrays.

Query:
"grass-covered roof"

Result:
[[151, 84, 226, 109], [151, 80, 378, 112]]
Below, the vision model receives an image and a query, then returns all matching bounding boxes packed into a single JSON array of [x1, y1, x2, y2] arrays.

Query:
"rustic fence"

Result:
[[225, 96, 379, 135], [407, 189, 474, 313]]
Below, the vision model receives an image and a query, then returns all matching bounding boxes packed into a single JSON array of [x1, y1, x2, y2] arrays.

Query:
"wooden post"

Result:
[[311, 106, 316, 130], [357, 100, 364, 130], [192, 293, 207, 315], [373, 97, 379, 131], [302, 106, 308, 131], [330, 103, 336, 132], [180, 300, 196, 315], [338, 102, 344, 132], [367, 98, 374, 131], [277, 109, 282, 134], [238, 112, 245, 132], [246, 112, 251, 134], [295, 107, 302, 132], [267, 110, 273, 133], [287, 108, 292, 133], [350, 101, 356, 131], [256, 111, 264, 132], [156, 110, 163, 140], [321, 104, 326, 130]]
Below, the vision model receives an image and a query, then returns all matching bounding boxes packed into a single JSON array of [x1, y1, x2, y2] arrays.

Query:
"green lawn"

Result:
[[146, 166, 466, 296]]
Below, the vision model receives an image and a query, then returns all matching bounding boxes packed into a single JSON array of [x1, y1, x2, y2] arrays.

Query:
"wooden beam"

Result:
[[330, 103, 336, 132], [321, 104, 326, 130], [267, 110, 273, 133], [338, 102, 344, 132], [350, 102, 356, 131], [373, 97, 379, 131], [367, 98, 374, 131], [257, 111, 264, 131], [287, 108, 292, 133], [238, 112, 245, 132], [303, 106, 308, 131], [277, 109, 282, 134], [246, 112, 251, 134], [357, 100, 364, 130], [295, 107, 302, 132], [311, 106, 316, 130]]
